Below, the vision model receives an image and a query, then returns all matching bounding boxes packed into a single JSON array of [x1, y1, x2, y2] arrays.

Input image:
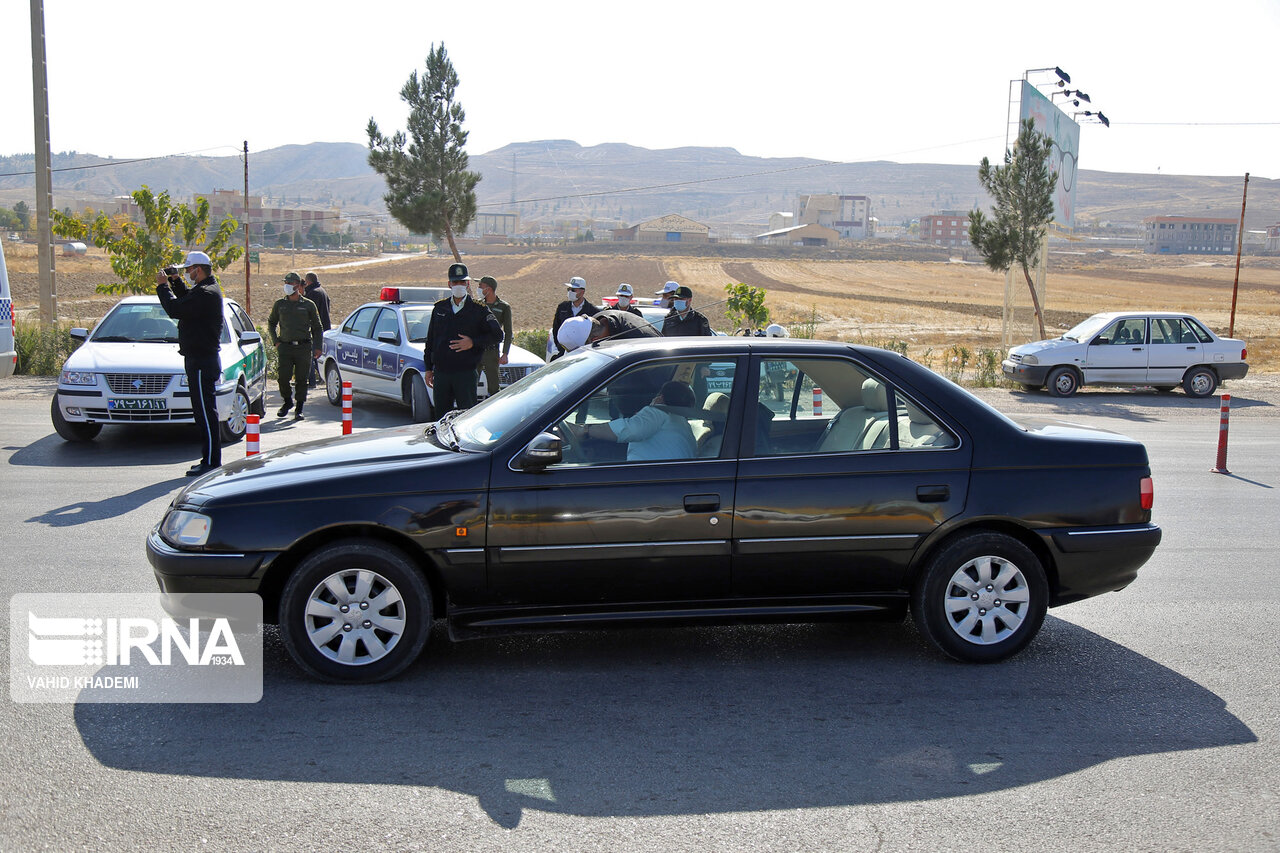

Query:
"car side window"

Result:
[[343, 307, 378, 339], [552, 359, 736, 466], [754, 357, 954, 456], [1151, 318, 1189, 345], [1185, 318, 1215, 344], [228, 307, 247, 335], [1100, 318, 1146, 345], [232, 304, 255, 335], [371, 308, 400, 343]]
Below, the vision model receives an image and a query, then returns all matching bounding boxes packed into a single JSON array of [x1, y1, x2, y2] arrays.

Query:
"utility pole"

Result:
[[1229, 173, 1248, 338], [30, 0, 56, 327], [243, 141, 251, 313]]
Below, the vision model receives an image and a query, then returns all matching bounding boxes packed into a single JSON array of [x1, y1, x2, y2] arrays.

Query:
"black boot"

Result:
[[293, 404, 305, 421], [277, 400, 292, 417]]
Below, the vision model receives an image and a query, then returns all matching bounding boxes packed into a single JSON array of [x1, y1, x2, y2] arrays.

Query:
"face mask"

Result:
[[570, 291, 584, 304], [674, 300, 688, 312], [616, 297, 630, 308], [186, 271, 198, 283], [451, 284, 469, 299], [284, 285, 295, 296]]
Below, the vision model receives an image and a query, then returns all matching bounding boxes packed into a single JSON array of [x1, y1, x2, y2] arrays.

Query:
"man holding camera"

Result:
[[155, 251, 224, 476], [268, 272, 324, 420]]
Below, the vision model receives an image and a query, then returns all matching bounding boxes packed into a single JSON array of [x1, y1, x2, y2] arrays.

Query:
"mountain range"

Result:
[[0, 141, 1274, 234]]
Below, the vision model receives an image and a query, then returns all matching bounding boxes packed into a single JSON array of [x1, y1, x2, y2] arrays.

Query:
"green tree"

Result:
[[51, 186, 242, 295], [968, 118, 1057, 340], [367, 42, 481, 261], [13, 201, 30, 231], [724, 282, 770, 332]]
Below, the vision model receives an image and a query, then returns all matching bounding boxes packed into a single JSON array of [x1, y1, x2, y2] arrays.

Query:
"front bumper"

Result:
[[1002, 359, 1051, 386], [1040, 522, 1162, 606], [147, 527, 269, 595]]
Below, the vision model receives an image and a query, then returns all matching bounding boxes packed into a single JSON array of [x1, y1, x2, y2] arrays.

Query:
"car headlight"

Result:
[[1020, 355, 1039, 365], [60, 370, 97, 385], [161, 510, 212, 547]]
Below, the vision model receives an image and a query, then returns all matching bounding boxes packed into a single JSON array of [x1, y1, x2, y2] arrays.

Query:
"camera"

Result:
[[163, 266, 178, 278]]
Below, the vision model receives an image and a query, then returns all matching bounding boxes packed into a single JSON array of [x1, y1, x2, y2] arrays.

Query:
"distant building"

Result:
[[920, 212, 969, 248], [1264, 224, 1280, 254], [1142, 216, 1238, 255], [612, 214, 710, 244], [467, 212, 519, 239], [754, 223, 840, 247], [795, 194, 873, 239], [768, 212, 794, 232]]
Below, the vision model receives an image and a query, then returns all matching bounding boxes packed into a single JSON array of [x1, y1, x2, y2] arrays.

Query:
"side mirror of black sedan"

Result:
[[517, 431, 563, 469]]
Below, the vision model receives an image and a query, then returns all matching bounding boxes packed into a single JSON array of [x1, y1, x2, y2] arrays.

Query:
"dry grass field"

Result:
[[6, 243, 1278, 371]]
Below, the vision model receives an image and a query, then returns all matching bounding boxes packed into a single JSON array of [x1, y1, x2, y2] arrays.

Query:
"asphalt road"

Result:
[[1, 378, 1276, 851]]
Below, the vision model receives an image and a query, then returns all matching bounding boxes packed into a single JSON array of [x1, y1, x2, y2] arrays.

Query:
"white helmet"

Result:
[[765, 323, 789, 338]]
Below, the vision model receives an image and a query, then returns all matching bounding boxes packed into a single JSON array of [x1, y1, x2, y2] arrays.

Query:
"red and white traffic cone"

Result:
[[245, 414, 260, 457], [342, 381, 353, 436], [1211, 394, 1231, 474], [812, 386, 823, 417]]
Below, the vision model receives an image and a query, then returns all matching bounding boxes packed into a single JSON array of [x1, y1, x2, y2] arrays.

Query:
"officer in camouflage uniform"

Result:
[[268, 272, 324, 419]]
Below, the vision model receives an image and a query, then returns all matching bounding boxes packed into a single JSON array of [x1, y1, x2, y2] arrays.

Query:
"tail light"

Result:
[[1241, 347, 1248, 360], [1140, 477, 1154, 510]]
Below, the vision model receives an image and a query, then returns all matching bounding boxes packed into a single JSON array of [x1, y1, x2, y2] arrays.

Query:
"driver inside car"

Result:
[[564, 380, 697, 462]]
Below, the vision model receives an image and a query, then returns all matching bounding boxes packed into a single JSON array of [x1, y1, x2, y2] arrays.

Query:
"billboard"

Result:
[[1019, 81, 1080, 230]]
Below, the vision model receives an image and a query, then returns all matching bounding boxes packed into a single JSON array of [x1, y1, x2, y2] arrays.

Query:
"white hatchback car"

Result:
[[52, 295, 267, 442], [1003, 311, 1248, 397]]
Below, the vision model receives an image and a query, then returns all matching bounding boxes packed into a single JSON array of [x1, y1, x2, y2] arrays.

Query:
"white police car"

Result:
[[51, 295, 267, 442], [321, 286, 544, 422]]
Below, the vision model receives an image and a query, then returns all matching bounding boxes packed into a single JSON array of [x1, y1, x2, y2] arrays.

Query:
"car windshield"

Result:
[[92, 303, 179, 343], [450, 349, 607, 450], [1061, 314, 1113, 342]]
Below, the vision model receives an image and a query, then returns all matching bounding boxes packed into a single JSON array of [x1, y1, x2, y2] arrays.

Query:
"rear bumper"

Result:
[[1217, 363, 1249, 381], [1041, 523, 1162, 606]]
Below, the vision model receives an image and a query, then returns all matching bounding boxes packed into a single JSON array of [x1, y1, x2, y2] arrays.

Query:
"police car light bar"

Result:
[[380, 286, 449, 304]]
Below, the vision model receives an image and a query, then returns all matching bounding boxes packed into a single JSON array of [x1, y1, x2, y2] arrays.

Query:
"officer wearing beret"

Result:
[[424, 263, 503, 420]]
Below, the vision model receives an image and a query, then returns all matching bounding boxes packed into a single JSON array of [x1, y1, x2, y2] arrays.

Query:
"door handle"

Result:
[[917, 485, 950, 503], [684, 494, 720, 513], [1131, 347, 1144, 352]]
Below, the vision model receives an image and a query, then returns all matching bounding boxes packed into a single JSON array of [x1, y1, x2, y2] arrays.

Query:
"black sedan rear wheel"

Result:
[[279, 539, 432, 683], [912, 532, 1048, 663]]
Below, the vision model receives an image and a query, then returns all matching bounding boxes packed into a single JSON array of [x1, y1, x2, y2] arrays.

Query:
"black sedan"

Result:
[[148, 338, 1161, 682]]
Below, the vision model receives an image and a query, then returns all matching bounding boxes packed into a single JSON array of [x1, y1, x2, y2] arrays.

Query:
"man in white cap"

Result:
[[550, 275, 599, 360], [613, 283, 642, 316], [654, 280, 679, 310], [556, 310, 661, 354], [155, 250, 224, 476]]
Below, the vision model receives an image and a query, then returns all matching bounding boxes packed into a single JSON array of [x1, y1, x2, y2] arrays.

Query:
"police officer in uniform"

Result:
[[477, 275, 513, 399], [557, 310, 661, 353], [268, 272, 324, 419], [661, 285, 713, 337], [303, 272, 332, 388], [424, 263, 503, 420], [550, 275, 599, 360], [613, 283, 643, 316], [156, 251, 224, 476]]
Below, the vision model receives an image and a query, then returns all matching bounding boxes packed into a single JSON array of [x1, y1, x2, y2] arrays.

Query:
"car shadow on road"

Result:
[[7, 426, 204, 468], [72, 616, 1255, 828], [1004, 387, 1273, 423]]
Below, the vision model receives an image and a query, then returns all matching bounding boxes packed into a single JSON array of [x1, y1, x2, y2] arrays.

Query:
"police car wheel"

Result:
[[50, 396, 102, 442], [409, 374, 431, 423], [218, 384, 250, 443], [279, 538, 432, 683], [325, 362, 343, 406]]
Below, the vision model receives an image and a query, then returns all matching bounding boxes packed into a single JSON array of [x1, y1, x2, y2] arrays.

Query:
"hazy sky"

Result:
[[2, 0, 1276, 179]]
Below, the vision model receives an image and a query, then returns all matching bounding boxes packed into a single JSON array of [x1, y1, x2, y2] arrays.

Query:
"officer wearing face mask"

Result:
[[423, 263, 503, 420], [660, 285, 713, 337], [613, 283, 643, 316], [155, 250, 225, 476], [267, 272, 324, 420], [550, 275, 599, 360]]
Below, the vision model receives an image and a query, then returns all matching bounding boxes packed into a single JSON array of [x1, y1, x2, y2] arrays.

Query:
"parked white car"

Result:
[[1003, 311, 1248, 397], [51, 295, 267, 442]]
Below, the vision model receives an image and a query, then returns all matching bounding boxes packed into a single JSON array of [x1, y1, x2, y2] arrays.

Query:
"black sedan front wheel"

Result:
[[279, 539, 432, 683], [912, 532, 1048, 663]]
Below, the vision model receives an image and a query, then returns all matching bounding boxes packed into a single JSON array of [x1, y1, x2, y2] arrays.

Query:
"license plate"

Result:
[[108, 398, 167, 411], [1002, 364, 1014, 374]]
